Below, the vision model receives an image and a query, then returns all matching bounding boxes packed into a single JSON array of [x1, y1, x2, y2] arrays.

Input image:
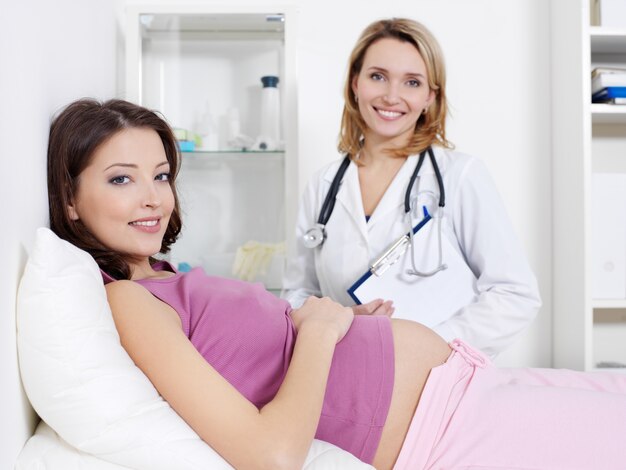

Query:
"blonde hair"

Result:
[[338, 18, 452, 159]]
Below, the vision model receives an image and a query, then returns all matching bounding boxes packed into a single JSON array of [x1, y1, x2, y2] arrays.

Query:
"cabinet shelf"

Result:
[[589, 26, 626, 125], [591, 103, 626, 123], [593, 299, 626, 309], [126, 6, 298, 292], [590, 26, 626, 53]]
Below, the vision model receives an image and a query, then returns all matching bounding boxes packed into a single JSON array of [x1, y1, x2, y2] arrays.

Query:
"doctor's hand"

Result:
[[352, 299, 394, 317], [290, 296, 354, 343]]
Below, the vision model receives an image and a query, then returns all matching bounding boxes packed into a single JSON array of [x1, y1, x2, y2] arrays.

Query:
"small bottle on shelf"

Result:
[[195, 101, 219, 151], [253, 75, 281, 151]]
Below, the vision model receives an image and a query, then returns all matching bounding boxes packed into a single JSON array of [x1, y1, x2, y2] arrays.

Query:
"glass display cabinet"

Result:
[[125, 5, 298, 291]]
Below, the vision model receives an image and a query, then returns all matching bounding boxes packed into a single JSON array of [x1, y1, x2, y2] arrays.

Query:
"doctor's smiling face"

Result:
[[67, 127, 175, 270], [338, 18, 448, 160], [352, 37, 435, 148]]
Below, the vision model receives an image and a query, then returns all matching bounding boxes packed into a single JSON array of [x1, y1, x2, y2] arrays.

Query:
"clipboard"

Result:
[[347, 209, 477, 327]]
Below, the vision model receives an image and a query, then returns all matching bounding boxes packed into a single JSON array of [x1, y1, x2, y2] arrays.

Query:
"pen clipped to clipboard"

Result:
[[347, 207, 477, 328], [370, 207, 432, 277]]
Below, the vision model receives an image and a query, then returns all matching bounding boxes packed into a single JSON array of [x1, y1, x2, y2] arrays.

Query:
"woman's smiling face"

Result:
[[352, 37, 435, 147], [68, 127, 175, 266]]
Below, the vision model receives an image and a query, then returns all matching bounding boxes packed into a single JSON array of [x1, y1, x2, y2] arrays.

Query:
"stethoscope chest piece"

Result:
[[303, 223, 327, 249]]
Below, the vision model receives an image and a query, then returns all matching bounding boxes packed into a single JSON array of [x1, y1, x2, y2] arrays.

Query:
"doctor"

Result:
[[282, 18, 541, 357]]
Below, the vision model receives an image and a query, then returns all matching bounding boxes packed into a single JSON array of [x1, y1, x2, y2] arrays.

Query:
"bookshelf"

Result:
[[552, 0, 626, 371]]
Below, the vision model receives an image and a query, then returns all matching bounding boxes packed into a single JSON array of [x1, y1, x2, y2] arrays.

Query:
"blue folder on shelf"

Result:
[[592, 86, 626, 102], [347, 208, 477, 327]]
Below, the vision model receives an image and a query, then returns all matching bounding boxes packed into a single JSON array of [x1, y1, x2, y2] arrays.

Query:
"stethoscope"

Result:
[[302, 146, 448, 277]]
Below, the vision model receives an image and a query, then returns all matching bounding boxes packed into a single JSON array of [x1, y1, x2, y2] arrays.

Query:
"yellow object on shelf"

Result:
[[233, 241, 285, 282]]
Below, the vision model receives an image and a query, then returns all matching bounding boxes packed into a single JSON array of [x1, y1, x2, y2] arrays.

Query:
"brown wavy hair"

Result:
[[47, 98, 182, 280], [338, 18, 453, 160]]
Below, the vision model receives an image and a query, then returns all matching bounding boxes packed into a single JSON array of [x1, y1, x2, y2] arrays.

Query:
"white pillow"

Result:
[[16, 228, 372, 470], [17, 421, 369, 470]]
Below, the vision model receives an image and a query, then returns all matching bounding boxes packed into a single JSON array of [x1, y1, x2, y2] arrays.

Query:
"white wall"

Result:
[[0, 0, 118, 467], [123, 0, 553, 367]]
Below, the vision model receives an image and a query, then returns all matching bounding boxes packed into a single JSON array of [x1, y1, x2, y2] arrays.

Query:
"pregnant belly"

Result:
[[372, 319, 452, 470]]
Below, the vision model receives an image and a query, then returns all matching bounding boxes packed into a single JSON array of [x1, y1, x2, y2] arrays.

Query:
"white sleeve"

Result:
[[281, 174, 323, 308], [431, 157, 541, 357]]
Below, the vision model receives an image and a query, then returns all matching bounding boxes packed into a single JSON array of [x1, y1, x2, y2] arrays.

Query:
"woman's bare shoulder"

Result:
[[105, 279, 181, 330], [105, 279, 146, 296], [105, 279, 164, 308]]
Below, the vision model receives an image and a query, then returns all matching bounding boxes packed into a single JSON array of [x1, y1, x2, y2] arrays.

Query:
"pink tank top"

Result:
[[104, 263, 394, 463]]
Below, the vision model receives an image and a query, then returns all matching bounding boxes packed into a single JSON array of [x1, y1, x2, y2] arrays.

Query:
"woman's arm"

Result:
[[106, 281, 353, 470], [433, 157, 541, 356]]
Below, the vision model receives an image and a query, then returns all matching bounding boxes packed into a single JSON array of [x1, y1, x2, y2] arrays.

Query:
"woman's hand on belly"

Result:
[[290, 296, 355, 343]]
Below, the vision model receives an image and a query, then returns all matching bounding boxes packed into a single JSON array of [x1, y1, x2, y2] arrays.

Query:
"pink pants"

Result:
[[393, 339, 626, 470]]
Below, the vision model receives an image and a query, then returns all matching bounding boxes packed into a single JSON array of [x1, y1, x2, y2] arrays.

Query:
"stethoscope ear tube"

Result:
[[405, 151, 426, 213], [405, 147, 444, 214], [318, 155, 351, 227], [429, 146, 446, 208], [303, 155, 351, 248]]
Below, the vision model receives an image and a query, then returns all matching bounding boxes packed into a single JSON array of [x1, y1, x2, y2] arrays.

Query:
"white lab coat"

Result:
[[282, 146, 541, 356]]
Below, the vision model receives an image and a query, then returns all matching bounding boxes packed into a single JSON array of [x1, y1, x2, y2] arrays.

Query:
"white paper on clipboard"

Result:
[[347, 215, 478, 328]]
